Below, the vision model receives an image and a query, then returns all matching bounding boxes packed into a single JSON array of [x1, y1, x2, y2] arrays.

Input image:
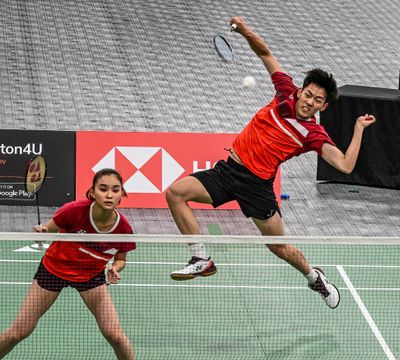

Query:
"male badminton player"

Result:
[[0, 169, 136, 359], [166, 16, 376, 309]]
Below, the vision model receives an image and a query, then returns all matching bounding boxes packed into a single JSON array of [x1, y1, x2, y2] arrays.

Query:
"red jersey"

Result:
[[42, 198, 136, 282], [233, 72, 335, 179]]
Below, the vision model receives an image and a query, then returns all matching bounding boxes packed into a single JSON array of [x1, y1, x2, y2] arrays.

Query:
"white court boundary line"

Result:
[[337, 266, 396, 360], [0, 282, 309, 289], [2, 258, 400, 269], [0, 281, 399, 292]]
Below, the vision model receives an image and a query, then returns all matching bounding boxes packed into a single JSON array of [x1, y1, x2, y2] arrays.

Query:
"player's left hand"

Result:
[[355, 114, 376, 130], [107, 266, 122, 284], [33, 225, 48, 233]]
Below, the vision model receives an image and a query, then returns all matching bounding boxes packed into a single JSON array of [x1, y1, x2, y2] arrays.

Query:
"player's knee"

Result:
[[165, 187, 176, 206], [102, 328, 127, 346], [165, 185, 183, 206]]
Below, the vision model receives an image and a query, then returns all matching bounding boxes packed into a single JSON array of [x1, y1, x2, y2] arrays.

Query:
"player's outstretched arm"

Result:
[[321, 114, 376, 174], [230, 16, 283, 76]]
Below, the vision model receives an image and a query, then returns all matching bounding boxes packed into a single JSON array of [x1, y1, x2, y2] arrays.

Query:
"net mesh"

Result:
[[0, 233, 399, 360]]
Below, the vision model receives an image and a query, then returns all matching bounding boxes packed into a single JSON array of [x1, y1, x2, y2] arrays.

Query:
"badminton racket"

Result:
[[213, 24, 237, 63], [25, 155, 47, 250]]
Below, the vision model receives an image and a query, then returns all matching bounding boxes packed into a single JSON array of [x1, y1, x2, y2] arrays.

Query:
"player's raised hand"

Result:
[[229, 16, 249, 35], [355, 114, 376, 130]]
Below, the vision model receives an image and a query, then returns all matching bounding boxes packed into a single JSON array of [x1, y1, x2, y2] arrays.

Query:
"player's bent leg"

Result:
[[252, 214, 340, 309], [80, 285, 135, 360], [0, 281, 59, 358], [253, 214, 311, 273], [166, 176, 217, 280], [165, 176, 213, 235]]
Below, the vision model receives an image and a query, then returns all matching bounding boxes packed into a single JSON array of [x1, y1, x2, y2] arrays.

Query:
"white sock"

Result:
[[305, 268, 318, 284], [189, 243, 210, 260]]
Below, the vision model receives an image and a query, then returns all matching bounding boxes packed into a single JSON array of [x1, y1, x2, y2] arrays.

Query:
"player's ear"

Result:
[[88, 187, 95, 200], [320, 102, 329, 112]]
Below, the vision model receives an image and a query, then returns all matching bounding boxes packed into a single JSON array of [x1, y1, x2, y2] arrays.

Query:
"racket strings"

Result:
[[214, 34, 234, 63]]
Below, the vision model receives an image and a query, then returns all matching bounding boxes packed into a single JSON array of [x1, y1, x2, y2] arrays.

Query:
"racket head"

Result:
[[213, 34, 234, 63], [25, 155, 47, 194]]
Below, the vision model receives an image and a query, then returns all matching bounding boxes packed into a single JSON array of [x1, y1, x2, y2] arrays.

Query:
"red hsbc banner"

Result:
[[76, 131, 280, 209]]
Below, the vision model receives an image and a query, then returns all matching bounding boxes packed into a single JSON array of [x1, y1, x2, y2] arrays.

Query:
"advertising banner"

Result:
[[0, 130, 75, 206], [76, 131, 280, 209]]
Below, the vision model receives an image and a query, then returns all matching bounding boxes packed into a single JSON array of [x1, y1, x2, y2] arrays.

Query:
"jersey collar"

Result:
[[89, 201, 120, 233]]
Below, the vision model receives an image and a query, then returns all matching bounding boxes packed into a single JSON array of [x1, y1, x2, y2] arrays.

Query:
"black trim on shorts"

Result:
[[190, 157, 281, 220], [34, 261, 106, 292]]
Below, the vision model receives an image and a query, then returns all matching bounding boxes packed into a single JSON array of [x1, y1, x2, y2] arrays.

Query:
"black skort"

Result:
[[34, 261, 106, 292]]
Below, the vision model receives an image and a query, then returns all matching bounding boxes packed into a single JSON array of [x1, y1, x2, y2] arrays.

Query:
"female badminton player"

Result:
[[0, 168, 136, 360]]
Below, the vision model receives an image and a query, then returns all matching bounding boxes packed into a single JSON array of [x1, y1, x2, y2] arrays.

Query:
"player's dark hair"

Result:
[[302, 68, 338, 104], [86, 168, 128, 201]]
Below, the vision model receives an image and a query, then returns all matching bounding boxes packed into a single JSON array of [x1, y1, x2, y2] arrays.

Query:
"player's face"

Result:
[[91, 175, 123, 210], [295, 83, 329, 119]]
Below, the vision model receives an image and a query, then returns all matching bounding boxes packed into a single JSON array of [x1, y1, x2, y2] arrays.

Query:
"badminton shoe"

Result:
[[170, 257, 217, 280], [308, 267, 340, 309]]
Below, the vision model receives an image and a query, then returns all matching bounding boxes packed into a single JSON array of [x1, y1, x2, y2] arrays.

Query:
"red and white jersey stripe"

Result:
[[233, 72, 335, 180]]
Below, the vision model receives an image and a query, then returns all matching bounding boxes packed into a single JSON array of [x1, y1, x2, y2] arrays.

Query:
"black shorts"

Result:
[[191, 157, 280, 220], [34, 261, 106, 292]]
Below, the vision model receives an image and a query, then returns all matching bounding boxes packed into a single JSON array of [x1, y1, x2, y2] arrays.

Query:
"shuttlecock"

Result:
[[242, 76, 256, 89]]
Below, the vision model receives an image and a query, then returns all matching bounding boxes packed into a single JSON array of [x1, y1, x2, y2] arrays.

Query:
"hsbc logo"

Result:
[[76, 131, 242, 209], [92, 147, 185, 193]]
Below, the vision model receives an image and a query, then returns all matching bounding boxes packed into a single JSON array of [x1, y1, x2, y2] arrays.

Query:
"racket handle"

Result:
[[230, 23, 237, 31]]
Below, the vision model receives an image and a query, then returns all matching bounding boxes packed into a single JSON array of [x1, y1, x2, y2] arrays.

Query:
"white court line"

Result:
[[0, 281, 399, 292], [337, 266, 396, 360], [0, 282, 31, 285], [124, 261, 400, 269], [0, 282, 304, 289], [2, 259, 400, 269], [0, 259, 41, 263]]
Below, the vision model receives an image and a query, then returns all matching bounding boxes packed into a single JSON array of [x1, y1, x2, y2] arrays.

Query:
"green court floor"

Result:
[[0, 240, 399, 359]]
